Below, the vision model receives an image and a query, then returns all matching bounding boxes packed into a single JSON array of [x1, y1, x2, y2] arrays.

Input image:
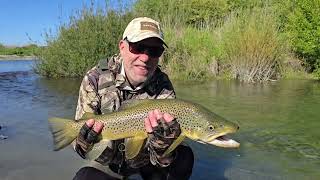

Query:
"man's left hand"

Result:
[[144, 109, 181, 167]]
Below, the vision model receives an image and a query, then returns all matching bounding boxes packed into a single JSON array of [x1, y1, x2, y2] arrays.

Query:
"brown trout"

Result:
[[48, 99, 240, 159]]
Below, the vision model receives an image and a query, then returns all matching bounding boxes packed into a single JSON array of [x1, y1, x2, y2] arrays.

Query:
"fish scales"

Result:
[[48, 99, 240, 156]]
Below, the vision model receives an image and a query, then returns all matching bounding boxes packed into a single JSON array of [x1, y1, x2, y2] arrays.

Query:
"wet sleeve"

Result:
[[75, 75, 100, 120]]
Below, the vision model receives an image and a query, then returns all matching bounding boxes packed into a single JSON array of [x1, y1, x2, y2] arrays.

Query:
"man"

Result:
[[73, 17, 194, 180]]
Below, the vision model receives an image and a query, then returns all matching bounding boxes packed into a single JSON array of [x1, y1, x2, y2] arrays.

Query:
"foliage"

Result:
[[0, 43, 39, 56], [36, 3, 133, 77], [280, 55, 314, 79], [161, 26, 220, 80], [274, 0, 320, 76], [33, 0, 319, 81], [133, 0, 293, 82], [314, 62, 320, 79], [134, 0, 229, 27], [218, 8, 287, 82], [134, 0, 270, 27]]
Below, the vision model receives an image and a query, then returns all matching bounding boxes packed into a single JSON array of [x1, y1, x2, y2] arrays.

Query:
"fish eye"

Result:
[[208, 125, 214, 131]]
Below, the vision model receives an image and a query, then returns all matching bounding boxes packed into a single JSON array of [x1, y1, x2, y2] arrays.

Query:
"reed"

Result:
[[220, 8, 287, 82]]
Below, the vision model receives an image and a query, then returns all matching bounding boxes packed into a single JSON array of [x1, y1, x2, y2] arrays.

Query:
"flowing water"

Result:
[[0, 60, 319, 180]]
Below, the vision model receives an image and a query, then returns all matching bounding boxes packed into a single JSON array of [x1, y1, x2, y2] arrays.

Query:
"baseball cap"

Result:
[[122, 17, 167, 47]]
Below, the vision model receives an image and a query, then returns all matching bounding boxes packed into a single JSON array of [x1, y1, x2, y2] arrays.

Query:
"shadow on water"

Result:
[[187, 140, 239, 180]]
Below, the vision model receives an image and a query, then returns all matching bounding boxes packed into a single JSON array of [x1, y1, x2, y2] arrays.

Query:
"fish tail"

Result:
[[48, 117, 78, 151]]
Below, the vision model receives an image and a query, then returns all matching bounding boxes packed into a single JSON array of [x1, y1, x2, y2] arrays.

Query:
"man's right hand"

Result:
[[74, 119, 104, 159]]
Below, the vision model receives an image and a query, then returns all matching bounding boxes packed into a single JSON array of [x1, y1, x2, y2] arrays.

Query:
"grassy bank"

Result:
[[35, 0, 319, 81]]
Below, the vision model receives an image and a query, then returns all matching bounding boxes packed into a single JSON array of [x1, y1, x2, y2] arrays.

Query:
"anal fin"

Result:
[[163, 135, 186, 157], [125, 136, 147, 159], [86, 139, 111, 160]]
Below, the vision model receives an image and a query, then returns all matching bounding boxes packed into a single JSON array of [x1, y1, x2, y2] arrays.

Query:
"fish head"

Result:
[[182, 104, 240, 148]]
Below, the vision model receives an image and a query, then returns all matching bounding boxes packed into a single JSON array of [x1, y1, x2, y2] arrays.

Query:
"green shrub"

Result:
[[0, 44, 39, 56], [133, 0, 188, 27], [277, 0, 320, 73], [36, 3, 133, 77], [161, 26, 220, 80], [134, 0, 296, 82], [34, 0, 318, 81], [134, 0, 229, 28], [279, 54, 314, 79], [220, 8, 287, 82], [314, 63, 320, 79]]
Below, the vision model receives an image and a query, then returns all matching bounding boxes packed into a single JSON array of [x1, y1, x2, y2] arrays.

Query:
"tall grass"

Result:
[[161, 26, 221, 80], [134, 0, 292, 82], [134, 0, 225, 80], [36, 0, 311, 81], [220, 8, 287, 82]]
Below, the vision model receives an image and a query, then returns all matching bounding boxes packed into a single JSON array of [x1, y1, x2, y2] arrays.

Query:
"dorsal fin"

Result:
[[119, 99, 147, 111]]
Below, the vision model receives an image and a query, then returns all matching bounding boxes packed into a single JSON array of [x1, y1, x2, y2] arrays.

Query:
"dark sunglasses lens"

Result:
[[129, 43, 143, 54], [129, 42, 164, 58], [148, 47, 164, 58]]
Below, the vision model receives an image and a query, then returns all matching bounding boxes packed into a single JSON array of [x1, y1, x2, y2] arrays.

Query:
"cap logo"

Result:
[[140, 21, 159, 34]]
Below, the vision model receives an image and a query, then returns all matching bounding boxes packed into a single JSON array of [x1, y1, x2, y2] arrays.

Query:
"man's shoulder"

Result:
[[82, 55, 122, 90], [151, 67, 172, 84], [144, 67, 174, 95], [96, 54, 122, 73], [85, 54, 121, 73]]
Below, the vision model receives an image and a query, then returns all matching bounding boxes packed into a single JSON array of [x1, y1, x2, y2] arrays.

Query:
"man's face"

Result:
[[119, 37, 164, 87]]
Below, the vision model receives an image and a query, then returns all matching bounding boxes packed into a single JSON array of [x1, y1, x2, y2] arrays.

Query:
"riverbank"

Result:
[[0, 55, 37, 60]]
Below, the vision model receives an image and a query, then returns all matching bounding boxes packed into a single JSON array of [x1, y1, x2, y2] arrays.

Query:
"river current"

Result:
[[0, 60, 319, 180]]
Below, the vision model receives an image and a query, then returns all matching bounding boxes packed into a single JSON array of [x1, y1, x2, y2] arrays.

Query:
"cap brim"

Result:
[[126, 32, 168, 48]]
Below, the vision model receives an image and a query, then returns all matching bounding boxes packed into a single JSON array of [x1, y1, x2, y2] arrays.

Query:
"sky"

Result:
[[0, 0, 133, 46]]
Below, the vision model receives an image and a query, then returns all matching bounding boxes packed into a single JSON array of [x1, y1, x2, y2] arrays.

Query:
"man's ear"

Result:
[[119, 40, 126, 51]]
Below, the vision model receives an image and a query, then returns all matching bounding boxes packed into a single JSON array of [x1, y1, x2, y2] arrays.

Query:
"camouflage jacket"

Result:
[[75, 54, 175, 171]]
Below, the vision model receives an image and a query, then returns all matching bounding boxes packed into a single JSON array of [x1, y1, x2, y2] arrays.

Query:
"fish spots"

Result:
[[82, 99, 238, 144]]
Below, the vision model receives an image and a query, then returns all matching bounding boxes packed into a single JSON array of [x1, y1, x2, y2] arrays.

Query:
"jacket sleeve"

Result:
[[75, 70, 101, 120]]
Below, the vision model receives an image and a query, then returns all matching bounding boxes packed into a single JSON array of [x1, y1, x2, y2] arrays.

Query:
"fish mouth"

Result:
[[199, 133, 240, 148], [207, 135, 240, 148]]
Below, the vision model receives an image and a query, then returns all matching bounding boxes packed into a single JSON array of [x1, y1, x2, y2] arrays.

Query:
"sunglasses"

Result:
[[126, 40, 165, 58]]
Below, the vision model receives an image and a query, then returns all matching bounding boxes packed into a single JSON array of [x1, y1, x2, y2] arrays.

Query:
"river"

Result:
[[0, 60, 319, 180]]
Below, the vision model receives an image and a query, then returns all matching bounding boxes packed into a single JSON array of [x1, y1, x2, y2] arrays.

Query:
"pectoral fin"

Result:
[[86, 139, 111, 160], [163, 135, 186, 157], [125, 137, 147, 159]]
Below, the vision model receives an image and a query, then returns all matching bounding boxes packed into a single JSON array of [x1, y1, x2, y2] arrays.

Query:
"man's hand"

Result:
[[144, 109, 181, 167], [74, 119, 104, 159]]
